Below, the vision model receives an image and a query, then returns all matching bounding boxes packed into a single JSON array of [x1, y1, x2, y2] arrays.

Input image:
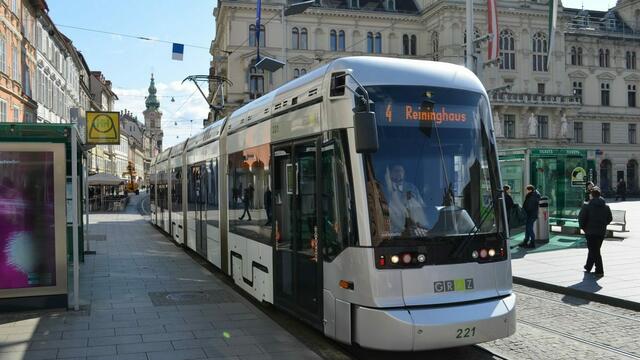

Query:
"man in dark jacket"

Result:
[[520, 184, 540, 248], [579, 186, 612, 277]]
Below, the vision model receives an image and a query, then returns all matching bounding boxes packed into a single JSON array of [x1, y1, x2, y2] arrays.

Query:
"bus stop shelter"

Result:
[[0, 123, 87, 311], [499, 148, 596, 225]]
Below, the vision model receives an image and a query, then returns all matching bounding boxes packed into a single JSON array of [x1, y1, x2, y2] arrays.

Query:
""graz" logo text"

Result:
[[433, 278, 474, 293]]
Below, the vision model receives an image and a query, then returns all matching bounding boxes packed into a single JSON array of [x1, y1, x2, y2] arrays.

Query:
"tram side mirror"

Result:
[[354, 111, 379, 153]]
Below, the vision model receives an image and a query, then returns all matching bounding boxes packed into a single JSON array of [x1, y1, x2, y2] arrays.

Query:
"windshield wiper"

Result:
[[450, 194, 498, 259]]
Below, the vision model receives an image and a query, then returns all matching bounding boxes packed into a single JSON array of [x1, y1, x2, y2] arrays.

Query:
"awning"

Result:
[[88, 173, 125, 186]]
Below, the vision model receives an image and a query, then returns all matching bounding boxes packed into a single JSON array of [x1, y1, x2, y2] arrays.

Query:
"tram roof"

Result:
[[156, 148, 171, 163], [186, 119, 225, 152], [169, 141, 187, 158], [224, 56, 484, 132]]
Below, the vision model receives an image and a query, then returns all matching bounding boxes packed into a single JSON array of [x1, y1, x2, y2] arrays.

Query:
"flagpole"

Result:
[[466, 0, 474, 73]]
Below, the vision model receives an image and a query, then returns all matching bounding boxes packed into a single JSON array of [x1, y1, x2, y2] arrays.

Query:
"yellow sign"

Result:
[[87, 112, 120, 144]]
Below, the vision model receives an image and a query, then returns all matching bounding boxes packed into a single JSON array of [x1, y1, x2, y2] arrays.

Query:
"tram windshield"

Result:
[[364, 85, 500, 247]]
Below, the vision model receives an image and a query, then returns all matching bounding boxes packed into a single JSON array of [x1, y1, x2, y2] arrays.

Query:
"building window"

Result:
[[532, 32, 548, 72], [374, 32, 382, 53], [537, 115, 548, 139], [0, 100, 6, 122], [248, 25, 265, 47], [410, 35, 417, 56], [570, 46, 577, 65], [431, 31, 439, 61], [0, 36, 5, 74], [330, 30, 337, 51], [350, 0, 359, 8], [300, 28, 308, 50], [499, 30, 516, 70], [12, 106, 19, 122], [577, 47, 583, 65], [629, 84, 637, 107], [537, 83, 545, 94], [11, 0, 17, 13], [12, 46, 19, 81], [574, 121, 583, 143], [601, 83, 610, 106], [249, 59, 264, 100], [293, 68, 300, 78], [386, 0, 395, 11], [602, 123, 610, 144], [403, 35, 409, 55], [338, 30, 345, 51], [626, 51, 637, 69], [300, 69, 306, 75], [573, 81, 583, 102], [630, 124, 637, 144], [367, 32, 374, 53], [599, 48, 610, 67], [292, 27, 299, 49], [503, 114, 516, 138]]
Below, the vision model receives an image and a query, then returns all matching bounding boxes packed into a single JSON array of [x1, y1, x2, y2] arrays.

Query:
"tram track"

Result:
[[513, 288, 640, 324], [517, 319, 640, 359]]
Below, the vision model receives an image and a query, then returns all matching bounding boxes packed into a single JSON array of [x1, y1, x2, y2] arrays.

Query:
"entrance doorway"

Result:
[[272, 138, 322, 325]]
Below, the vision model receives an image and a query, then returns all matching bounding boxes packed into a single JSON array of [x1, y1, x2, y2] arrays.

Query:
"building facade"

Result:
[[211, 0, 640, 194], [0, 0, 37, 123], [89, 71, 119, 175]]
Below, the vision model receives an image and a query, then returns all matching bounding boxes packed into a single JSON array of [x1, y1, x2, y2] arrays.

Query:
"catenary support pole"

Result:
[[466, 0, 474, 73]]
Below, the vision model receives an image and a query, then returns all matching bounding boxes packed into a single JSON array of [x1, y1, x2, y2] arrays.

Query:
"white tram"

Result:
[[150, 57, 516, 351]]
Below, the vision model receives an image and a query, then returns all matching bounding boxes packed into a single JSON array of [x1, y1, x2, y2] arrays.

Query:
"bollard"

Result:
[[535, 196, 550, 243]]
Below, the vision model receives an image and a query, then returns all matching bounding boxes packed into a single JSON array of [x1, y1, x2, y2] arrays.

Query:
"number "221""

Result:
[[456, 327, 476, 338]]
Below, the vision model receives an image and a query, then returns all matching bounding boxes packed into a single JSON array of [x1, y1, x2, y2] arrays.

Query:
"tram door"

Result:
[[195, 164, 208, 257], [273, 138, 322, 323]]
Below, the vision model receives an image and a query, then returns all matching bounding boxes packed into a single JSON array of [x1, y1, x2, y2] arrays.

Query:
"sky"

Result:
[[47, 0, 217, 148], [562, 0, 613, 10]]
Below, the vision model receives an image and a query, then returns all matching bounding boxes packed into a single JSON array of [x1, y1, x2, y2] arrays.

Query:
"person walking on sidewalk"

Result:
[[584, 181, 594, 205], [503, 185, 515, 228], [520, 184, 540, 248], [579, 186, 612, 277], [615, 179, 627, 201]]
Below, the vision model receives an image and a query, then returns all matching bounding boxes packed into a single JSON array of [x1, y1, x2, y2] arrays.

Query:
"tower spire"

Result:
[[145, 73, 160, 110]]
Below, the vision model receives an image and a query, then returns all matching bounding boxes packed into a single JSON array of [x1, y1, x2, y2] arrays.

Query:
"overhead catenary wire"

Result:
[[55, 24, 210, 50]]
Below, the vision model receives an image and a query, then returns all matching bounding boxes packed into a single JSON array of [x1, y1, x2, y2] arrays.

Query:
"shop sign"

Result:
[[87, 112, 120, 145], [571, 166, 587, 187]]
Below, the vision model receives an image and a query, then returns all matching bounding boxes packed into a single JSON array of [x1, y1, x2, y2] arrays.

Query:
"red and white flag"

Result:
[[487, 0, 499, 61]]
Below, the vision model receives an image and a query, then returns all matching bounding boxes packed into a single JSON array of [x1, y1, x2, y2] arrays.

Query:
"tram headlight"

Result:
[[402, 253, 412, 264], [488, 248, 496, 257], [479, 249, 488, 258], [417, 254, 426, 263], [391, 255, 400, 264], [471, 250, 479, 259]]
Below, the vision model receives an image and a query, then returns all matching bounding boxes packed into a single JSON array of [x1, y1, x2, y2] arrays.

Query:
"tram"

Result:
[[150, 56, 516, 351]]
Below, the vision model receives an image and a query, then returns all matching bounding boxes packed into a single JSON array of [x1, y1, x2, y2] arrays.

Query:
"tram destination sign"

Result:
[[87, 112, 120, 145]]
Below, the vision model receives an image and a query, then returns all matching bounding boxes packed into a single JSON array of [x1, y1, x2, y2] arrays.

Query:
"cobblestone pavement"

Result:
[[477, 284, 640, 360]]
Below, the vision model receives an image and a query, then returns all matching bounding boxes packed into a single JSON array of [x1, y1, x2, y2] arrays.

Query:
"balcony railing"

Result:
[[566, 14, 640, 38], [490, 92, 582, 107]]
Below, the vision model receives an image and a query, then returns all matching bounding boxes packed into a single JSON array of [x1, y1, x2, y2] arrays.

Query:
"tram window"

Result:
[[321, 130, 357, 260], [172, 167, 182, 212], [207, 159, 220, 227], [228, 144, 272, 244], [188, 166, 199, 212]]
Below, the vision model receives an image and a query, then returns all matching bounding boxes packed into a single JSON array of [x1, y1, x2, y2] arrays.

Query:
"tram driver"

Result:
[[386, 164, 430, 236]]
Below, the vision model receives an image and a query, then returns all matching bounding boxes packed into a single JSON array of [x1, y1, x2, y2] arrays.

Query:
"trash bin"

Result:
[[536, 196, 550, 243]]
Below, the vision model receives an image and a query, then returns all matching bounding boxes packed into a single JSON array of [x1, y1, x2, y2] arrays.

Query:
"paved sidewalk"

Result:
[[0, 195, 321, 360], [511, 199, 640, 310]]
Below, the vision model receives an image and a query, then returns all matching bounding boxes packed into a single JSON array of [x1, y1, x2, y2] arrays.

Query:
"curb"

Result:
[[513, 276, 640, 312]]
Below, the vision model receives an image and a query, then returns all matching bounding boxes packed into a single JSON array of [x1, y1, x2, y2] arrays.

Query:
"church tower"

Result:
[[143, 74, 164, 151]]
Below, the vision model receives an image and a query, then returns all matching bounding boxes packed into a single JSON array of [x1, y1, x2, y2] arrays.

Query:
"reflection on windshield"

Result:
[[365, 86, 497, 246]]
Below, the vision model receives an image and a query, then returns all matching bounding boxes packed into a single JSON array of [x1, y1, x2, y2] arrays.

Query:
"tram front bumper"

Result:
[[353, 293, 516, 351]]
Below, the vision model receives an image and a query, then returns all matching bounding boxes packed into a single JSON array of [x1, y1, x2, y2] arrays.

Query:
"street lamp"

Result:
[[256, 0, 314, 78]]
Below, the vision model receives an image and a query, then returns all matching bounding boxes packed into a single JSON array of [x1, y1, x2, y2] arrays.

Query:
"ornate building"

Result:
[[211, 0, 640, 194]]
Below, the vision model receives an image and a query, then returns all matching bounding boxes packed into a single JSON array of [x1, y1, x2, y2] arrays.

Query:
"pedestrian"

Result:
[[579, 186, 612, 277], [238, 183, 254, 221], [503, 185, 514, 227], [519, 184, 540, 248], [615, 178, 627, 201], [584, 181, 594, 205]]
